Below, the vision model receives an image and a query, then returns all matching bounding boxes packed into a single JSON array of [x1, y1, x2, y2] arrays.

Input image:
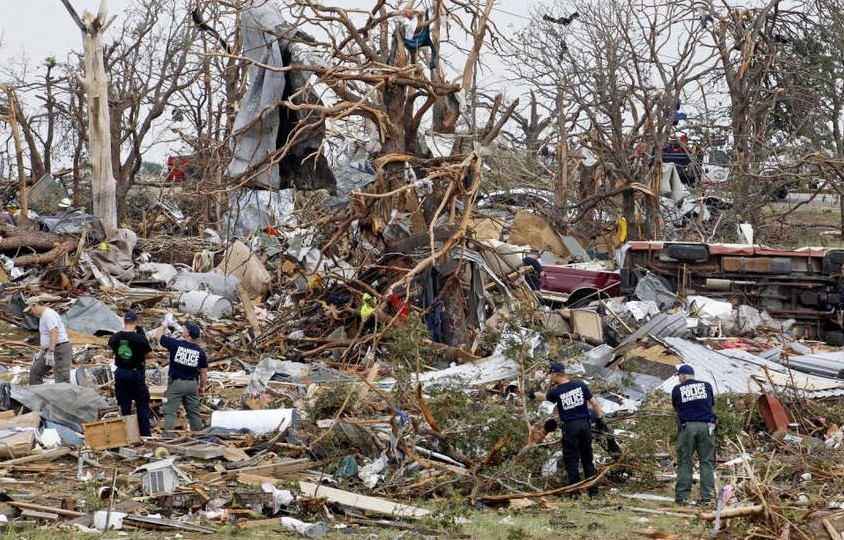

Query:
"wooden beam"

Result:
[[699, 505, 764, 520], [237, 284, 262, 336], [8, 501, 84, 518], [0, 447, 70, 466], [298, 481, 430, 519]]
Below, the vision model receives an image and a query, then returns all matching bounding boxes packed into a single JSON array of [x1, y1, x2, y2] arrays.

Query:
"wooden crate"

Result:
[[83, 415, 141, 450]]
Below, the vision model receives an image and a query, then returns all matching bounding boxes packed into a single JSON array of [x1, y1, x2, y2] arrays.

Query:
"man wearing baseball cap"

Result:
[[154, 316, 208, 436], [545, 361, 605, 497], [108, 311, 154, 436], [672, 364, 716, 506]]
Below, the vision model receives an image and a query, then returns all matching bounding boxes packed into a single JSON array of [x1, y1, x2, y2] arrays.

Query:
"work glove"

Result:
[[595, 417, 607, 431], [44, 351, 55, 367], [160, 312, 178, 330]]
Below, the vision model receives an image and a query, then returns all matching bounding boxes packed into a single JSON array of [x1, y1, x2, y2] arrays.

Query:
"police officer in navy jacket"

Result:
[[545, 362, 605, 496], [671, 364, 716, 505]]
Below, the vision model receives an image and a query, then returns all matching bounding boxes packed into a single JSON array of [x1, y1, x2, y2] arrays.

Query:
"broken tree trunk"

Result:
[[0, 224, 78, 266], [60, 0, 118, 237]]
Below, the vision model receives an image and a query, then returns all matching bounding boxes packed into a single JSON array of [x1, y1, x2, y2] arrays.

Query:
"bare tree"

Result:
[[512, 0, 715, 239], [61, 0, 119, 236], [703, 0, 819, 230], [212, 0, 515, 349]]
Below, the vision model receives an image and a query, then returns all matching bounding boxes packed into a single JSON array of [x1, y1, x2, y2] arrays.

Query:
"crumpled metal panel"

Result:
[[656, 337, 844, 398], [227, 0, 335, 192]]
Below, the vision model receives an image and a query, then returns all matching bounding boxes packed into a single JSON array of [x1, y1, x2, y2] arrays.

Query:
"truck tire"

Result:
[[826, 330, 844, 347], [566, 288, 602, 308], [823, 250, 844, 274], [665, 243, 709, 263]]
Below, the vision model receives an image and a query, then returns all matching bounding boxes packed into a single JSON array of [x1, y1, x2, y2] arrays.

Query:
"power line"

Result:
[[490, 5, 532, 21]]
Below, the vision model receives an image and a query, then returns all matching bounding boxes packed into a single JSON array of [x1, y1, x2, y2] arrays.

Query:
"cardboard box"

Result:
[[83, 415, 141, 450]]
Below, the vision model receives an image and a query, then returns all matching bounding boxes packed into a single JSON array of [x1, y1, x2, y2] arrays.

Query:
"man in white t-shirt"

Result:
[[24, 302, 72, 384]]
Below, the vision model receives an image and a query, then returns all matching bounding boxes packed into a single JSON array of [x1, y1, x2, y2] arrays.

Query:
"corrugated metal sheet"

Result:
[[655, 337, 844, 398], [618, 312, 688, 348], [781, 351, 844, 379]]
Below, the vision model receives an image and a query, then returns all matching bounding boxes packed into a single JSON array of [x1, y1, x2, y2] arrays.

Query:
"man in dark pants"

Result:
[[108, 311, 153, 437], [672, 364, 716, 506], [546, 362, 605, 496], [154, 319, 208, 436]]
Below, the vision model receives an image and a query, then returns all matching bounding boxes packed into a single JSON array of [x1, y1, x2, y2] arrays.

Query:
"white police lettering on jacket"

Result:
[[679, 383, 708, 403], [173, 346, 200, 367], [559, 388, 585, 410]]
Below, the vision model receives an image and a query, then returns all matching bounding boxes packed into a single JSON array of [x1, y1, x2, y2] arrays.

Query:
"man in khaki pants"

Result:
[[25, 302, 72, 385], [154, 318, 208, 436], [672, 364, 716, 506]]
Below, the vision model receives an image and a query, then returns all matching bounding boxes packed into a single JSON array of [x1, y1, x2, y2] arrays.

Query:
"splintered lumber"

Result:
[[122, 514, 216, 533], [200, 458, 310, 484], [237, 517, 282, 530], [0, 447, 70, 466], [149, 437, 226, 459], [237, 284, 262, 336], [298, 481, 430, 519], [822, 519, 842, 540], [700, 505, 765, 520], [240, 458, 312, 478], [8, 501, 84, 518]]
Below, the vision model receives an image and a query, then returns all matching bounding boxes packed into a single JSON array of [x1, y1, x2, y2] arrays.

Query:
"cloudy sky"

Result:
[[0, 1, 541, 64]]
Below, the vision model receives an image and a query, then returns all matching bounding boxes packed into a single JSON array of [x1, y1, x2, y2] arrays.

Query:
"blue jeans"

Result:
[[114, 367, 151, 436]]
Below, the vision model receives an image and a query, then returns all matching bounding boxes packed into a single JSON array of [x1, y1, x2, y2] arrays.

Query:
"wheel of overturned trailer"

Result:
[[565, 288, 604, 309], [825, 330, 844, 347]]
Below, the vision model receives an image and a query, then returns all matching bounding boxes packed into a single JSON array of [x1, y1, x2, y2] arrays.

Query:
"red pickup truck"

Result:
[[539, 265, 621, 307]]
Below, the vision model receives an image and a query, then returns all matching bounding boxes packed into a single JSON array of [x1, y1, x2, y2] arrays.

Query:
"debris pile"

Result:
[[0, 175, 840, 537]]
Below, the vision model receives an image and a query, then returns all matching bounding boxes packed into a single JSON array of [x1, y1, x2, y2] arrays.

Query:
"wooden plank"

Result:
[[700, 504, 764, 520], [236, 517, 281, 530], [8, 501, 85, 518], [122, 514, 216, 534], [237, 284, 262, 336], [19, 509, 58, 521], [0, 447, 70, 466], [150, 438, 225, 459], [238, 459, 312, 479], [236, 473, 284, 486], [298, 481, 430, 519], [823, 519, 842, 540]]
